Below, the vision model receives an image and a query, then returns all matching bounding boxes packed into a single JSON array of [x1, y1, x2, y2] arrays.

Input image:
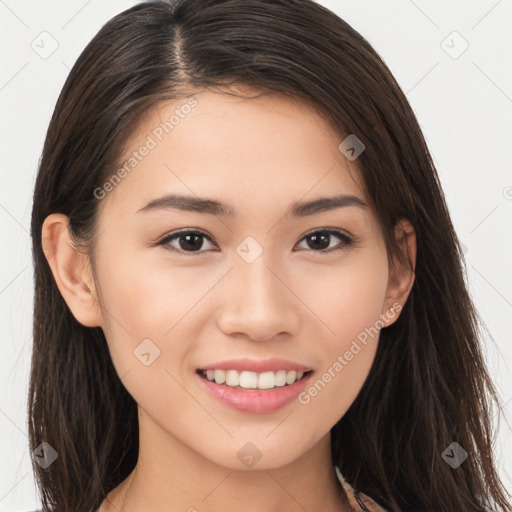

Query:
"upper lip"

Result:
[[198, 357, 312, 373]]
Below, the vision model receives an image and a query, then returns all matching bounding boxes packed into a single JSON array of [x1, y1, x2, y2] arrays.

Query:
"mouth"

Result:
[[195, 366, 314, 414], [196, 368, 314, 391]]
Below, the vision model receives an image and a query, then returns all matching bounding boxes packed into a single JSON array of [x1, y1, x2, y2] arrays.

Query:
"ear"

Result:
[[41, 213, 103, 328], [380, 218, 416, 327]]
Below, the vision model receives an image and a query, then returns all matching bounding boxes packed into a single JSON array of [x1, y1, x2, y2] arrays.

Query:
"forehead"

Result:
[[99, 88, 368, 219]]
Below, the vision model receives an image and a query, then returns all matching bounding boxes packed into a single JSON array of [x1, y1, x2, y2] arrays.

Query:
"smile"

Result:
[[196, 369, 314, 414]]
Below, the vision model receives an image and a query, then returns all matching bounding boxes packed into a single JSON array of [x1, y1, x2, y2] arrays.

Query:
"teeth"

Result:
[[239, 371, 258, 388], [213, 369, 226, 384], [202, 369, 309, 389], [258, 371, 276, 389], [225, 370, 240, 387]]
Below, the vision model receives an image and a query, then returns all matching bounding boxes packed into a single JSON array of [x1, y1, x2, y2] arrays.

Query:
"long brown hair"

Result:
[[29, 1, 511, 510]]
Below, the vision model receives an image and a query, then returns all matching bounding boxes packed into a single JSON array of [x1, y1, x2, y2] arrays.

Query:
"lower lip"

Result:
[[196, 371, 313, 414]]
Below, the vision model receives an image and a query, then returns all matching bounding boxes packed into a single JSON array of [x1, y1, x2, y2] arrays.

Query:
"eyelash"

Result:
[[156, 228, 355, 256]]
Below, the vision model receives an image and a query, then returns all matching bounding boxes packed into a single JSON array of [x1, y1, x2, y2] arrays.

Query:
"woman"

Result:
[[28, 0, 511, 510]]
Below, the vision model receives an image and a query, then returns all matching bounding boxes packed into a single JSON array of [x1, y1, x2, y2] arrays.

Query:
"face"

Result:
[[77, 88, 405, 469]]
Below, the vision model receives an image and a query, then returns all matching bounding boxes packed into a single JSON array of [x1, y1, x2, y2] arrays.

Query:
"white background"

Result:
[[0, 1, 511, 510]]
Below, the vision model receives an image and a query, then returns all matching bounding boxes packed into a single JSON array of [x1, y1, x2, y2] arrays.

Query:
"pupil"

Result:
[[309, 233, 329, 250], [181, 234, 202, 251], [178, 233, 332, 252]]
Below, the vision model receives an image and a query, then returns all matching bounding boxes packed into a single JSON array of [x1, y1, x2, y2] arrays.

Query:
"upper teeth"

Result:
[[203, 369, 306, 389]]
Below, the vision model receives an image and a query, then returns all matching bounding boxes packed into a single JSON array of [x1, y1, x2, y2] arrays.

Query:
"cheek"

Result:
[[295, 249, 389, 344], [96, 243, 193, 333], [92, 246, 188, 377], [297, 341, 378, 435], [293, 253, 388, 425], [325, 253, 389, 377], [297, 321, 380, 435]]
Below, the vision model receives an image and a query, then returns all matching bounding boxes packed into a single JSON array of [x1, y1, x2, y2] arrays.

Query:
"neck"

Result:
[[100, 408, 352, 512]]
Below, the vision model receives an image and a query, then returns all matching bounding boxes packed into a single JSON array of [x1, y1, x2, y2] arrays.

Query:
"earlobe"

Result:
[[41, 213, 103, 328], [381, 218, 417, 327]]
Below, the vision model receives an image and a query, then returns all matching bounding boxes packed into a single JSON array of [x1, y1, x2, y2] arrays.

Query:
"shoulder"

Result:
[[334, 465, 388, 512]]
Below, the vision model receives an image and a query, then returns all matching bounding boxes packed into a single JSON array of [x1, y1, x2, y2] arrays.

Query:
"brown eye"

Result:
[[295, 229, 353, 253], [158, 230, 216, 255], [157, 228, 354, 256]]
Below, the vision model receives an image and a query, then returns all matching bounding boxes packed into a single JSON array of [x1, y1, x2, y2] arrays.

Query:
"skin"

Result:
[[42, 87, 416, 512]]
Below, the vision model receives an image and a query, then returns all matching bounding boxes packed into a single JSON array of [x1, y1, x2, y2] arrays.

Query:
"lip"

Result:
[[198, 357, 312, 373], [196, 369, 314, 414]]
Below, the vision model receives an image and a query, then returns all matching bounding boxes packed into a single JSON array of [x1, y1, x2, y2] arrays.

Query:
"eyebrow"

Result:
[[136, 193, 368, 217]]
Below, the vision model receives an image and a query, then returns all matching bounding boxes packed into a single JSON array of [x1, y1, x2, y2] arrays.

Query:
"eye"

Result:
[[156, 228, 354, 256], [295, 229, 354, 254], [158, 229, 217, 256]]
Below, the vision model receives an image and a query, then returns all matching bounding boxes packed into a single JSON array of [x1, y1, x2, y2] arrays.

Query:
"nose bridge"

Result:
[[237, 251, 278, 301], [217, 241, 297, 340], [235, 245, 286, 310]]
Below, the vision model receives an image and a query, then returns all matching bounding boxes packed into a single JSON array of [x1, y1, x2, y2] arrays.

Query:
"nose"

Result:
[[216, 253, 300, 342]]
